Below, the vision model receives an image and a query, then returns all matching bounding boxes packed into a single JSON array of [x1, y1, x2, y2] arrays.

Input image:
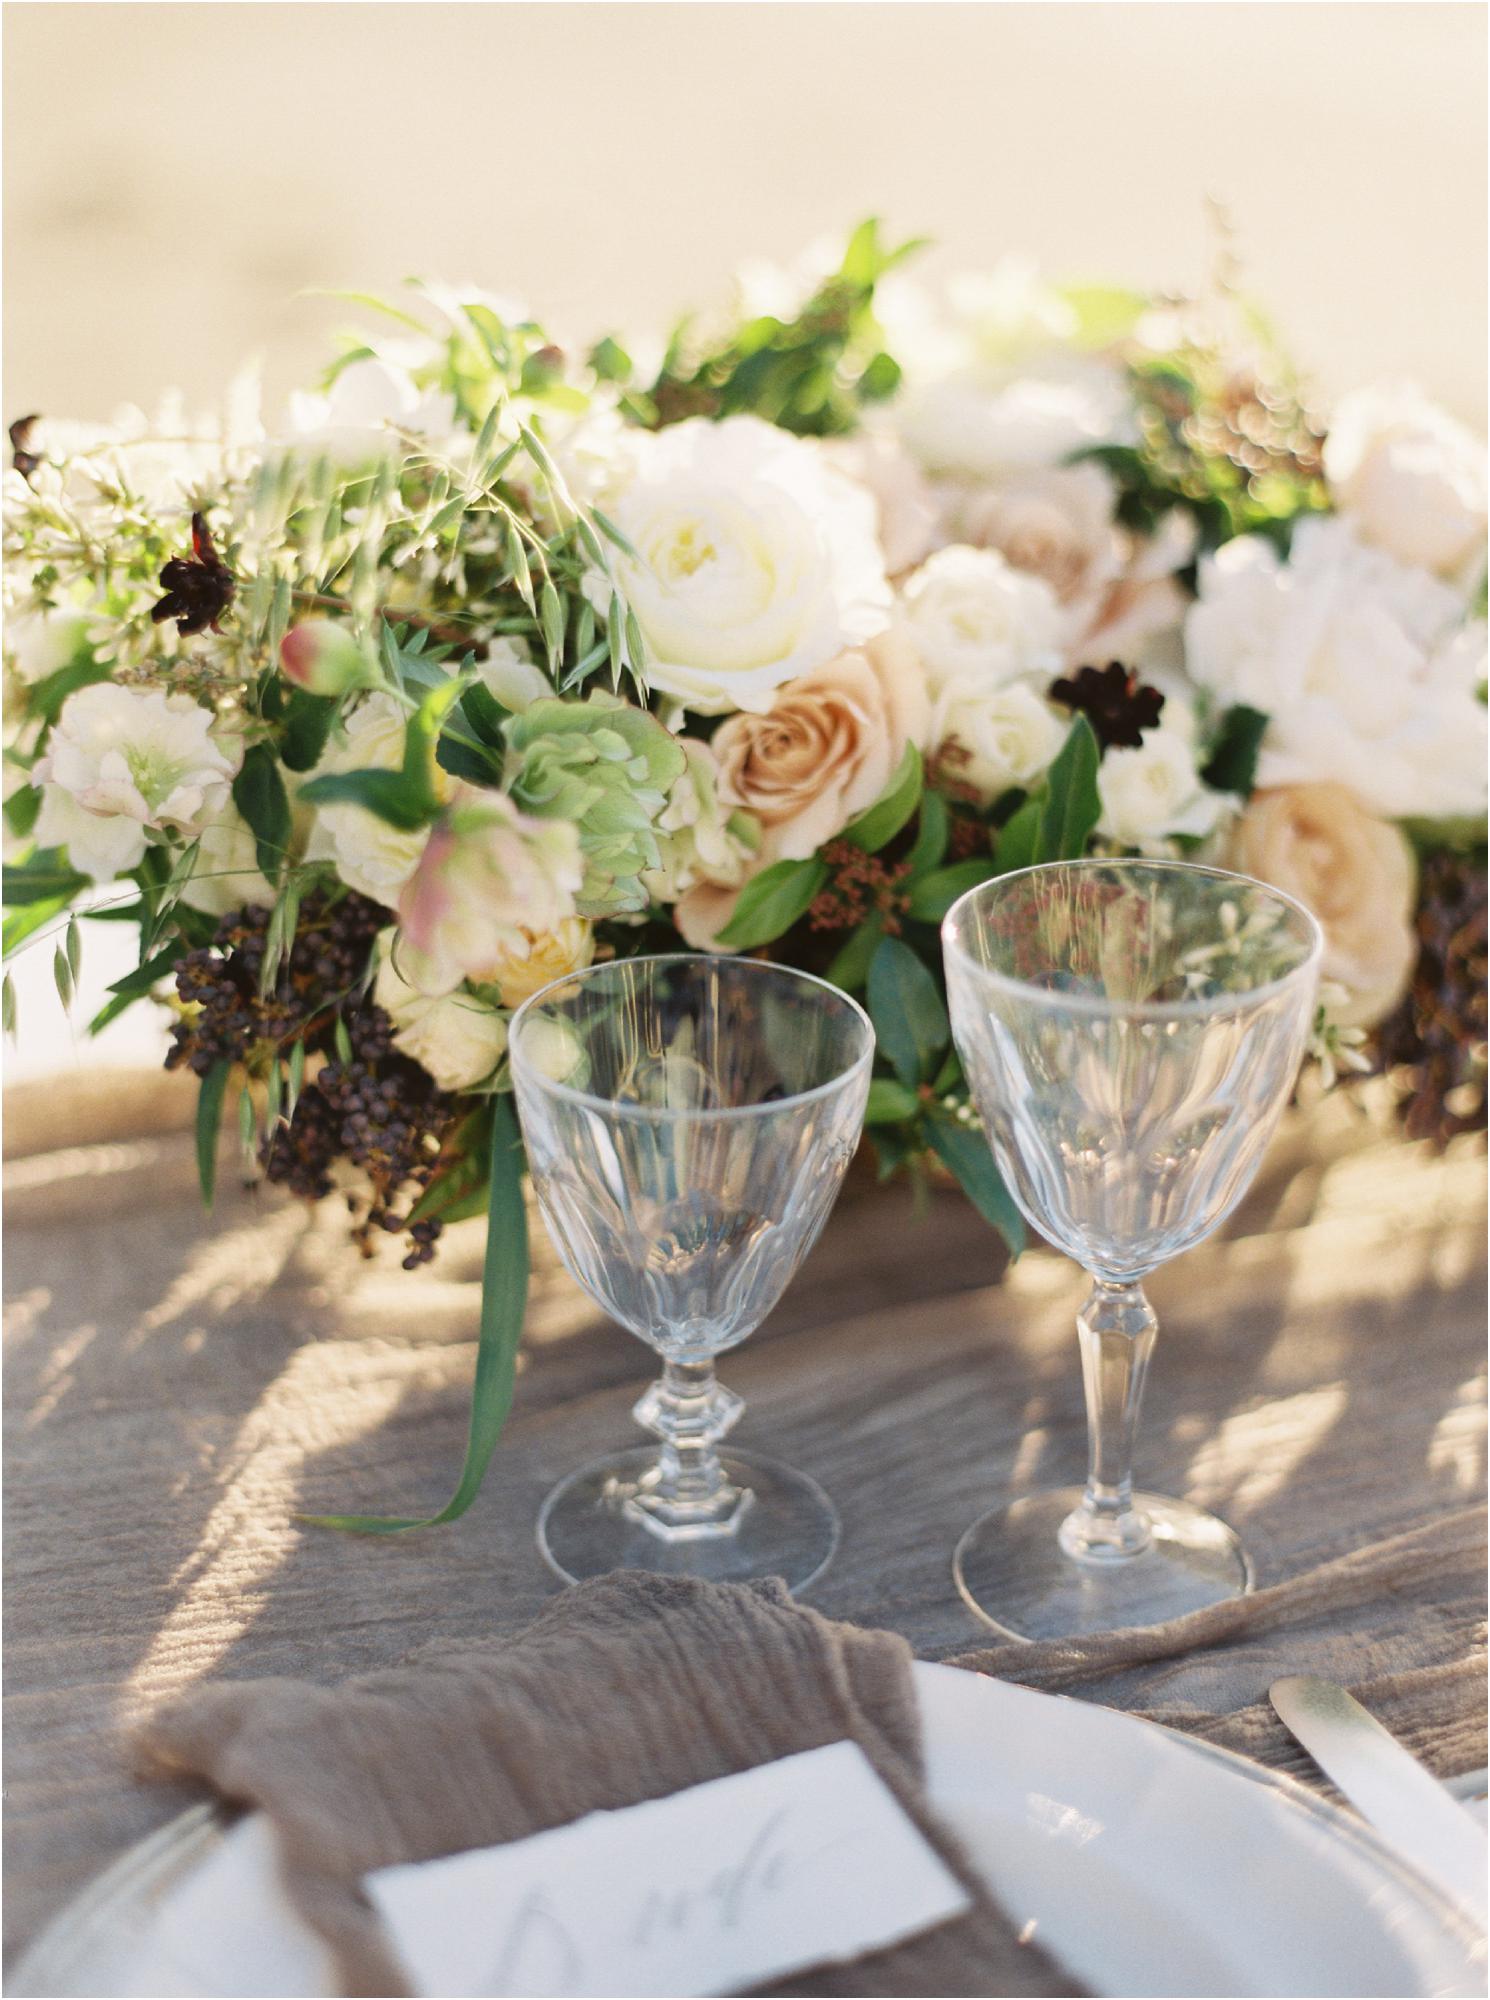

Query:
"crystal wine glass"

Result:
[[509, 953, 873, 1593], [942, 860, 1322, 1640]]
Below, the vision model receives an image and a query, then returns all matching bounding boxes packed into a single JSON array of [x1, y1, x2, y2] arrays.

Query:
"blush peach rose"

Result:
[[674, 628, 928, 947], [1228, 782, 1416, 1029]]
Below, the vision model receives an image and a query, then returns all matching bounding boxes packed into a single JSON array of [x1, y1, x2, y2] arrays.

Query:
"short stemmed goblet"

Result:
[[942, 860, 1322, 1641], [509, 954, 873, 1593]]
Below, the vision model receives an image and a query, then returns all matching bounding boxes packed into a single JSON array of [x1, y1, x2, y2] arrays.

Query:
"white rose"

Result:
[[34, 682, 237, 834], [179, 800, 276, 917], [929, 678, 1067, 806], [1185, 518, 1487, 819], [897, 356, 1135, 481], [602, 415, 891, 714], [285, 354, 459, 462], [822, 430, 939, 576], [305, 692, 450, 907], [899, 544, 1065, 691], [373, 931, 509, 1091], [1324, 382, 1486, 586], [1097, 726, 1228, 849]]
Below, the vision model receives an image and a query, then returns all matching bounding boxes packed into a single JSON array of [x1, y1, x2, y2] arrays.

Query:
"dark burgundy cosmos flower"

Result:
[[9, 415, 41, 484], [151, 512, 235, 636], [1049, 661, 1165, 751]]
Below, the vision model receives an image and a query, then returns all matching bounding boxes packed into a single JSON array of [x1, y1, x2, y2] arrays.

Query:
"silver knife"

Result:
[[1270, 1675, 1488, 1934]]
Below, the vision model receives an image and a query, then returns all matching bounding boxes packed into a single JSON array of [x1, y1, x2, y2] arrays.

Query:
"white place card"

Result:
[[364, 1739, 973, 1998]]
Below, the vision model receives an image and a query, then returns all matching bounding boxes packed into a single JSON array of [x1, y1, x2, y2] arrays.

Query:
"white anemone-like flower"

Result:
[[1185, 518, 1487, 819], [600, 415, 891, 715], [32, 783, 148, 881], [34, 682, 237, 839]]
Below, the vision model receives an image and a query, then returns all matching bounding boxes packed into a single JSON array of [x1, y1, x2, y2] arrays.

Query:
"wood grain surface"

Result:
[[3, 1076, 1485, 1962]]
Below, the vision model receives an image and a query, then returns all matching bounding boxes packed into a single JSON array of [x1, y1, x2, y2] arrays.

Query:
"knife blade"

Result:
[[1270, 1675, 1488, 1934]]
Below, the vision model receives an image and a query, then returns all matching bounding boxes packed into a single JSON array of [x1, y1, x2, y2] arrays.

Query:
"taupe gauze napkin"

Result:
[[139, 1572, 1082, 1999]]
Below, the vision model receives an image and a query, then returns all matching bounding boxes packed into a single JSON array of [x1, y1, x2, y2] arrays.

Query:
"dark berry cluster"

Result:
[[166, 889, 386, 1079], [1375, 850, 1488, 1147], [167, 890, 457, 1267], [263, 1006, 454, 1267]]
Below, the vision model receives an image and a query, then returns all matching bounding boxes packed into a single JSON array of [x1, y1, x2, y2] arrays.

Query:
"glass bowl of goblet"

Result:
[[509, 953, 873, 1594]]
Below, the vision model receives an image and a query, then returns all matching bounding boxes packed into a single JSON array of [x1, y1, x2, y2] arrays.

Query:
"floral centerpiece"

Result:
[[5, 223, 1485, 1527]]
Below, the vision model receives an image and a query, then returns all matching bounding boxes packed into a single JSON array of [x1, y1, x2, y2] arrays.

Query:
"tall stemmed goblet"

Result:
[[510, 954, 873, 1593], [942, 860, 1322, 1640]]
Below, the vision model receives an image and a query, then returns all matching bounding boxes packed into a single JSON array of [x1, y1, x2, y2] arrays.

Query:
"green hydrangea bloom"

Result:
[[504, 693, 687, 916]]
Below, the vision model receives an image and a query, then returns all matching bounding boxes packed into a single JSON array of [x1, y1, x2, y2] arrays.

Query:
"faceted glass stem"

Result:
[[625, 1357, 751, 1540], [1059, 1279, 1158, 1563]]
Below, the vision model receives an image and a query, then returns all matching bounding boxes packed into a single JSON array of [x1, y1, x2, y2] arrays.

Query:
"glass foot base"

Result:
[[954, 1488, 1252, 1641], [537, 1447, 839, 1594]]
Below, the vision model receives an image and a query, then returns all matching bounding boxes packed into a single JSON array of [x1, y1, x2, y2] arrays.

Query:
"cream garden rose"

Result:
[[484, 917, 596, 1009], [948, 461, 1121, 613], [1228, 783, 1416, 1029], [1096, 724, 1228, 849], [373, 931, 509, 1091], [710, 627, 929, 862], [396, 791, 583, 997], [898, 543, 1065, 690], [602, 414, 891, 714], [306, 693, 454, 908], [928, 678, 1066, 806], [1324, 382, 1487, 586]]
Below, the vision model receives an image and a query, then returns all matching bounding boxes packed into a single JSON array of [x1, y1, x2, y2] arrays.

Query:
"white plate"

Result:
[[10, 1663, 1485, 1998]]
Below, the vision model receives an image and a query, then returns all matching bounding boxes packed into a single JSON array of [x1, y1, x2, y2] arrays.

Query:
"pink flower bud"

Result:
[[279, 619, 369, 697]]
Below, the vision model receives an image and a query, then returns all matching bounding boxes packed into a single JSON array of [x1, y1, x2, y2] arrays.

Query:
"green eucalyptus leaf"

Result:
[[298, 767, 434, 831], [925, 1111, 1026, 1257], [232, 744, 293, 878], [904, 791, 951, 880], [88, 941, 181, 1034], [195, 1060, 231, 1210], [995, 796, 1043, 873], [907, 858, 1000, 924], [866, 1076, 921, 1124], [1039, 716, 1102, 862], [866, 935, 949, 1087], [280, 689, 337, 772], [1201, 704, 1270, 797], [825, 914, 883, 992], [841, 744, 922, 854], [714, 857, 827, 951], [300, 1096, 529, 1532], [3, 855, 89, 906]]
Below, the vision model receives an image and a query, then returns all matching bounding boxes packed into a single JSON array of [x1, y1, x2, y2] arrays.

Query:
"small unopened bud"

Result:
[[279, 619, 370, 697]]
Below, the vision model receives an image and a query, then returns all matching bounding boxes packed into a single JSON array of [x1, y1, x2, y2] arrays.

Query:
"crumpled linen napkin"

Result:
[[137, 1571, 1082, 2000]]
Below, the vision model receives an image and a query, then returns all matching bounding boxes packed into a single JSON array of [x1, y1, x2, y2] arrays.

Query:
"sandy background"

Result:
[[3, 0, 1486, 1077]]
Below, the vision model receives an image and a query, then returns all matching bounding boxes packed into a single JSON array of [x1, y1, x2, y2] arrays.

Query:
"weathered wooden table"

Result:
[[4, 1072, 1486, 1963]]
